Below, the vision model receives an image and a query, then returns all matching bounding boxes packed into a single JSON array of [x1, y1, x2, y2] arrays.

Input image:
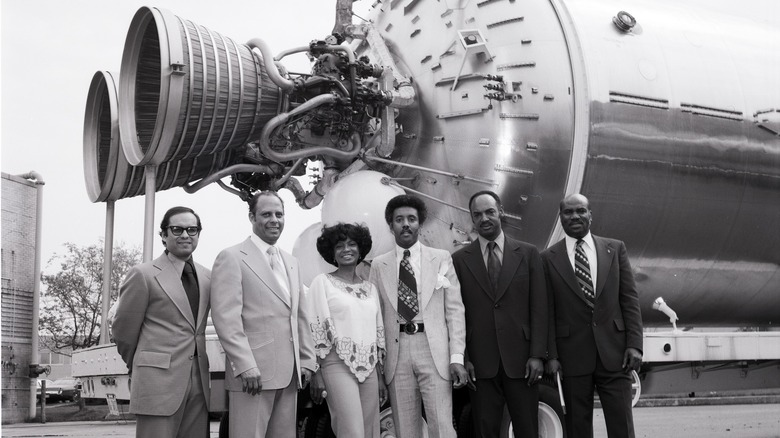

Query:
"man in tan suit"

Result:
[[114, 206, 211, 438], [369, 194, 470, 438], [210, 191, 316, 438]]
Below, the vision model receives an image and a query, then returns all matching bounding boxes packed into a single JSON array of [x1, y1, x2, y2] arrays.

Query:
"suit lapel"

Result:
[[194, 263, 210, 329], [154, 255, 196, 329], [462, 241, 494, 300], [379, 253, 399, 313], [495, 238, 525, 302], [592, 236, 613, 298], [281, 250, 298, 309], [240, 238, 291, 308], [419, 245, 437, 311], [548, 240, 592, 307]]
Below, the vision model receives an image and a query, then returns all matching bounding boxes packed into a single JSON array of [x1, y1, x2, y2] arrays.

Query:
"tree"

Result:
[[39, 241, 141, 354]]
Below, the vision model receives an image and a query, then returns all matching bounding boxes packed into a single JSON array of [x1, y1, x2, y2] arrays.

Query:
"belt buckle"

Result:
[[404, 323, 419, 335]]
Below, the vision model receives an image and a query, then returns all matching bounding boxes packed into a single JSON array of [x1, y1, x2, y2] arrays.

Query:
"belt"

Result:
[[400, 322, 424, 334]]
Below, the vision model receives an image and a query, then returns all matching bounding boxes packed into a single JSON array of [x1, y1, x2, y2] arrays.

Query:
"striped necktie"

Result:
[[397, 249, 419, 322], [575, 239, 595, 308]]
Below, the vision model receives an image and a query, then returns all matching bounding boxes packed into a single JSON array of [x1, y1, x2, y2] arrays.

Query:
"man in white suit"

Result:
[[210, 191, 316, 438], [369, 194, 470, 438], [113, 206, 211, 438]]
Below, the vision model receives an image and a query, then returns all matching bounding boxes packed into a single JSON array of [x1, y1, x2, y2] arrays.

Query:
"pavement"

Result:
[[4, 404, 780, 437]]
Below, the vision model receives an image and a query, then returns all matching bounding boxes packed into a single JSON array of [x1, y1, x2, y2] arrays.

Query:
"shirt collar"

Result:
[[564, 232, 595, 251], [395, 240, 421, 258], [165, 251, 188, 275], [477, 231, 505, 254], [250, 233, 275, 255]]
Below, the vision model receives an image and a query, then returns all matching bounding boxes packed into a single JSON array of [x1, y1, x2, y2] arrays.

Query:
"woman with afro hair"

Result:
[[308, 223, 387, 437]]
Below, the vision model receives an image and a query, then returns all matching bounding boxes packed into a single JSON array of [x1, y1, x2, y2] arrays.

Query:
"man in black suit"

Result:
[[542, 193, 643, 438], [452, 190, 547, 437]]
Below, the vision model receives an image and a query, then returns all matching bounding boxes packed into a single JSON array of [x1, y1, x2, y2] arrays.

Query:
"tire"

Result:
[[302, 404, 335, 438], [498, 384, 566, 438], [218, 412, 229, 438], [455, 402, 473, 437]]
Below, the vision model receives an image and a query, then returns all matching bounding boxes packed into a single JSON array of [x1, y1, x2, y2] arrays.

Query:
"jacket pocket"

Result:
[[613, 319, 626, 331], [247, 331, 274, 350], [555, 325, 570, 338], [521, 325, 532, 341], [135, 351, 171, 369]]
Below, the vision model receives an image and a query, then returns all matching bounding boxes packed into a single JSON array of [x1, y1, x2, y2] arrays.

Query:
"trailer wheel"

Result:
[[630, 370, 641, 407], [301, 403, 335, 438], [218, 412, 229, 438], [499, 384, 566, 438]]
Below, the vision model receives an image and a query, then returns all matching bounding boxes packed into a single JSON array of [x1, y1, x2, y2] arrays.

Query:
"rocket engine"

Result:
[[83, 0, 780, 326]]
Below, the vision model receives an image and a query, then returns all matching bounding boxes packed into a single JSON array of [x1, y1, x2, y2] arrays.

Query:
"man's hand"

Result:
[[239, 367, 262, 396], [622, 347, 642, 373], [545, 358, 562, 378], [525, 357, 544, 386], [301, 368, 314, 388], [450, 363, 470, 389], [309, 371, 326, 405], [464, 361, 477, 391], [377, 371, 388, 406]]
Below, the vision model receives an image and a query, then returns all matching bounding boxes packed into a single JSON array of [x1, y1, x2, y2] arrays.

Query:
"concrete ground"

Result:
[[3, 404, 780, 437]]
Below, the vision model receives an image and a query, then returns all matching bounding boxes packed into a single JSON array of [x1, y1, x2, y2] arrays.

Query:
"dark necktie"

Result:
[[487, 241, 501, 292], [182, 259, 200, 320], [575, 239, 595, 308], [398, 249, 419, 322]]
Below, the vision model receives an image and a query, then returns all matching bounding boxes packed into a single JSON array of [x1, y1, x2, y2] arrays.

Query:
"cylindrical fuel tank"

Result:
[[362, 0, 780, 325]]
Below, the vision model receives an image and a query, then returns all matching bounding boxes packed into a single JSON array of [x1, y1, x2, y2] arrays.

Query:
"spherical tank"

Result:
[[361, 0, 780, 325]]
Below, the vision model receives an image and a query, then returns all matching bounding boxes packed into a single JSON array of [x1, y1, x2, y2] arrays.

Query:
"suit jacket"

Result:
[[369, 244, 466, 383], [210, 238, 316, 392], [541, 235, 643, 377], [452, 236, 548, 379], [113, 253, 211, 416]]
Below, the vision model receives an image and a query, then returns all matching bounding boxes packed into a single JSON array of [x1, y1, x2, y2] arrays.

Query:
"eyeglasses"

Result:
[[167, 226, 200, 236]]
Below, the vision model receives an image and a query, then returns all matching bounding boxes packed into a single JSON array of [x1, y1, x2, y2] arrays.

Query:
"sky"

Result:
[[1, 0, 365, 273]]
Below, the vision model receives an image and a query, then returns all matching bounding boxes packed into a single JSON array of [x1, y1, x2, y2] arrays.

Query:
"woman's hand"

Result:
[[309, 370, 327, 405]]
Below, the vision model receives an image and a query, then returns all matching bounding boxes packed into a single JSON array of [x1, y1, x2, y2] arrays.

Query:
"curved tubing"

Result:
[[182, 163, 275, 194], [247, 38, 295, 92], [259, 94, 363, 162]]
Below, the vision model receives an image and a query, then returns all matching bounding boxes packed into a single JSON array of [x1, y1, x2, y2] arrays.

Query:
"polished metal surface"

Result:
[[361, 0, 780, 325]]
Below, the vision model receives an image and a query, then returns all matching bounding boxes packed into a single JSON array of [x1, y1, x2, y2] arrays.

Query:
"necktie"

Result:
[[397, 249, 419, 322], [267, 246, 290, 299], [181, 259, 200, 320], [487, 241, 501, 292], [575, 239, 595, 308]]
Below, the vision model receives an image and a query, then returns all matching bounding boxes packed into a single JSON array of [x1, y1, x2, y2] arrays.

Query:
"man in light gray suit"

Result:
[[113, 206, 211, 438], [210, 191, 316, 438], [369, 194, 470, 438]]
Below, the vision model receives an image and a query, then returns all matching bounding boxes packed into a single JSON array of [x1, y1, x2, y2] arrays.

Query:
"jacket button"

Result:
[[494, 303, 500, 308], [290, 337, 294, 342], [592, 322, 597, 327]]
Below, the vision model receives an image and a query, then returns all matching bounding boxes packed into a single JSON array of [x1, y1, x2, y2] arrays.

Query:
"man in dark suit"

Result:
[[113, 206, 211, 438], [542, 193, 643, 438], [452, 190, 547, 437]]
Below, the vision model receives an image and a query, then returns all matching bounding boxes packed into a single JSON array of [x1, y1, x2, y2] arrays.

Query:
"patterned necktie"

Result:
[[398, 249, 419, 322], [181, 259, 199, 320], [267, 246, 290, 299], [575, 239, 595, 308], [487, 241, 501, 292]]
